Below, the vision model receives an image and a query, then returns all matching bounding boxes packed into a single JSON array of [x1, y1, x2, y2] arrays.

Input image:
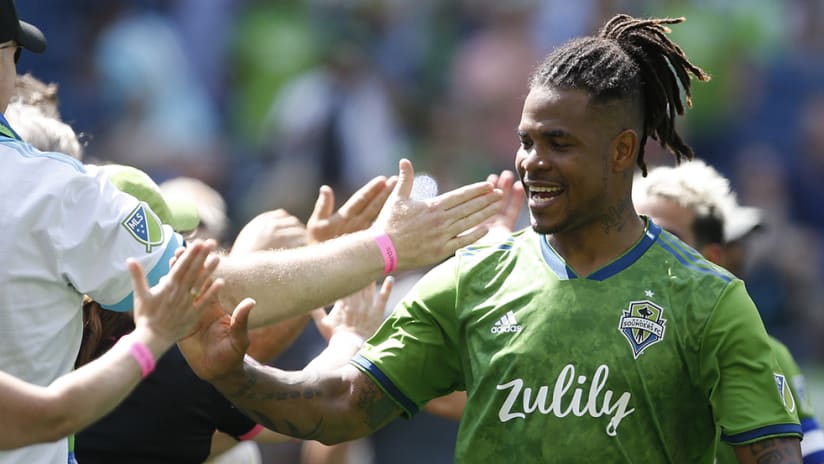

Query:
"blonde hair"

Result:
[[633, 159, 735, 220], [4, 101, 83, 160]]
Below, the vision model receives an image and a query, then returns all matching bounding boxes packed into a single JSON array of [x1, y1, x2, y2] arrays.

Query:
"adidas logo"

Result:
[[491, 310, 523, 334]]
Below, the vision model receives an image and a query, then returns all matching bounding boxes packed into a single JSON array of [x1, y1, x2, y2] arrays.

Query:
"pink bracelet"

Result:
[[123, 336, 156, 378], [239, 424, 264, 441], [373, 230, 398, 275]]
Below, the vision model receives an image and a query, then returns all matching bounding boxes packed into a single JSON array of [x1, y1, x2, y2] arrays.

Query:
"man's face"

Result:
[[0, 40, 17, 112], [515, 86, 617, 235], [635, 196, 697, 246]]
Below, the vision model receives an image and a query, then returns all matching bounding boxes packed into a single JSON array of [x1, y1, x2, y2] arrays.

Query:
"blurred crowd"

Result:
[[17, 0, 824, 365]]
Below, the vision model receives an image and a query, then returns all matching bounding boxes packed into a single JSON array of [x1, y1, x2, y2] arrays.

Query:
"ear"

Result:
[[610, 129, 639, 173]]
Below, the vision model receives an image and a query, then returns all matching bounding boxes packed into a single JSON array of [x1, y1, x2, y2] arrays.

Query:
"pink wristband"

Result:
[[239, 424, 264, 441], [373, 230, 398, 275], [125, 336, 156, 378]]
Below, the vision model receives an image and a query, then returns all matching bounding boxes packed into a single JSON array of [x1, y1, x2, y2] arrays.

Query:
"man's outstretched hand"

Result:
[[178, 296, 257, 382]]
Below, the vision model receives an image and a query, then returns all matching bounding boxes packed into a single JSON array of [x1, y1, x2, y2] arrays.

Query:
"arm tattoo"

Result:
[[744, 438, 802, 464], [355, 376, 402, 430]]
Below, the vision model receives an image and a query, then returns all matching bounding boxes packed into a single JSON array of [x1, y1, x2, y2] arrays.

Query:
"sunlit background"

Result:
[[14, 0, 824, 460]]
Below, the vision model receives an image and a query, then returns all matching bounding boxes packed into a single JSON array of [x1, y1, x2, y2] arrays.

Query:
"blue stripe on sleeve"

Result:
[[657, 234, 733, 283], [104, 232, 183, 312], [721, 423, 803, 444], [350, 354, 419, 417]]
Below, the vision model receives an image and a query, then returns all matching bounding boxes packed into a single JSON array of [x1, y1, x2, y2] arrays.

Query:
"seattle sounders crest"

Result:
[[122, 202, 165, 252], [618, 300, 667, 358]]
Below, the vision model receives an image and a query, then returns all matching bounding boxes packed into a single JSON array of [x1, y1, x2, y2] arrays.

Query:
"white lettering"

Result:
[[496, 364, 635, 437], [497, 379, 526, 421], [491, 325, 523, 334]]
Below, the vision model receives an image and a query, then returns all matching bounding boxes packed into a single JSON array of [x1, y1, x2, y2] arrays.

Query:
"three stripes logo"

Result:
[[491, 310, 523, 334]]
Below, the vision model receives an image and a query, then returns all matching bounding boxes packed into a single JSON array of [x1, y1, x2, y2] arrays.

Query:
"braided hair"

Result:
[[529, 14, 710, 176]]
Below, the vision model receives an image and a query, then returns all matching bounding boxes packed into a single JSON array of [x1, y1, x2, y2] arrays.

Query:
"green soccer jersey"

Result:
[[352, 219, 801, 463], [715, 336, 815, 463]]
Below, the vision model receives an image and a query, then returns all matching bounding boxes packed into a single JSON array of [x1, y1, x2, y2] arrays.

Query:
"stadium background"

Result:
[[15, 0, 824, 439]]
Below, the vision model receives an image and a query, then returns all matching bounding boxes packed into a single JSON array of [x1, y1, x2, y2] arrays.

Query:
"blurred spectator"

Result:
[[90, 4, 226, 184]]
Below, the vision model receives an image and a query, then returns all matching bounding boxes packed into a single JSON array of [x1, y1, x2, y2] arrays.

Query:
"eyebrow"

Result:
[[516, 128, 571, 138]]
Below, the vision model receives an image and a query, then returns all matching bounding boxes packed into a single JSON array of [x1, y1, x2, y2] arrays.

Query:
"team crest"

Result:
[[618, 300, 667, 358], [122, 202, 164, 252]]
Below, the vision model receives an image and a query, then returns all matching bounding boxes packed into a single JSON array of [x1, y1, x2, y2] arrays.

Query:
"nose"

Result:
[[519, 148, 550, 173]]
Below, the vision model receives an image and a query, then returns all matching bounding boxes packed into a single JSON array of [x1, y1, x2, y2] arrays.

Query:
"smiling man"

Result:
[[179, 14, 802, 463]]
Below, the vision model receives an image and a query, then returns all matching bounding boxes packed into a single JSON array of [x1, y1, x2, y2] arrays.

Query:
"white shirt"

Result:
[[0, 135, 181, 463]]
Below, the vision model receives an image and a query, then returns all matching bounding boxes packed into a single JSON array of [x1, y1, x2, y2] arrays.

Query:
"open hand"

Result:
[[373, 159, 503, 271], [312, 276, 394, 342], [131, 239, 223, 344], [307, 176, 397, 244], [177, 296, 257, 381]]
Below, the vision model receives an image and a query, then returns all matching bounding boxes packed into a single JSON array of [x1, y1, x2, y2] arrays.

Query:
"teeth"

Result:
[[530, 186, 562, 193]]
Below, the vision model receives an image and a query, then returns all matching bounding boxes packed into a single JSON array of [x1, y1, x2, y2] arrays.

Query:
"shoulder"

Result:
[[0, 137, 85, 173], [649, 229, 736, 288]]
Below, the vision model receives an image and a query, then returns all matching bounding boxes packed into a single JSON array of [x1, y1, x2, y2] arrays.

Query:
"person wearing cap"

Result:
[[0, 1, 502, 461], [633, 159, 824, 464]]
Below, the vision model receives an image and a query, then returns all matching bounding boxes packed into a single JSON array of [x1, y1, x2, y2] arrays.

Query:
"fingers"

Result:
[[229, 298, 256, 340], [450, 225, 491, 250], [126, 258, 150, 301], [503, 178, 526, 228], [169, 245, 186, 268], [393, 158, 415, 199], [433, 181, 496, 211], [495, 171, 516, 209], [169, 239, 217, 291], [374, 276, 394, 314], [166, 241, 203, 286], [190, 254, 221, 298], [310, 307, 328, 326], [338, 176, 390, 226], [309, 185, 335, 223], [194, 277, 224, 307]]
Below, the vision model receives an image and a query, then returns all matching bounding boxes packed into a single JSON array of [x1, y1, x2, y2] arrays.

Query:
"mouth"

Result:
[[527, 184, 564, 208]]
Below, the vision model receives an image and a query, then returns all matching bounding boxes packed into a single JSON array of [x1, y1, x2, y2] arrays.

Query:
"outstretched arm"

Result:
[[180, 282, 403, 444], [0, 240, 221, 449], [215, 159, 501, 328], [215, 361, 402, 444]]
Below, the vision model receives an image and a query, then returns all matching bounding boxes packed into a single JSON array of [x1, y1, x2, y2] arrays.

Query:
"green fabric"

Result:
[[715, 336, 812, 463], [356, 227, 799, 463]]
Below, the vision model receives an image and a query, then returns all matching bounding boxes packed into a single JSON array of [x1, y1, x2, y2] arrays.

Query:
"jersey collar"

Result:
[[539, 217, 662, 281], [0, 113, 22, 140]]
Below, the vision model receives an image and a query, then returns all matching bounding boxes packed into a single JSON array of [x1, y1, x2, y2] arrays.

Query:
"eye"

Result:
[[518, 134, 533, 150]]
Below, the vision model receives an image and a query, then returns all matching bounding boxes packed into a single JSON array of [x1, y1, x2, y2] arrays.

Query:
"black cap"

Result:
[[0, 0, 46, 53]]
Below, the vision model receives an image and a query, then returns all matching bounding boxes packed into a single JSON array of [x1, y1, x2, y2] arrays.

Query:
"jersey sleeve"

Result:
[[51, 165, 182, 311], [699, 280, 802, 445], [352, 258, 464, 418], [770, 338, 824, 462]]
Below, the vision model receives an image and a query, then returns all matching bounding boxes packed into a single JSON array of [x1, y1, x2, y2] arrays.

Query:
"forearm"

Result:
[[211, 360, 388, 445], [0, 326, 171, 449], [217, 231, 385, 328], [734, 437, 802, 463]]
